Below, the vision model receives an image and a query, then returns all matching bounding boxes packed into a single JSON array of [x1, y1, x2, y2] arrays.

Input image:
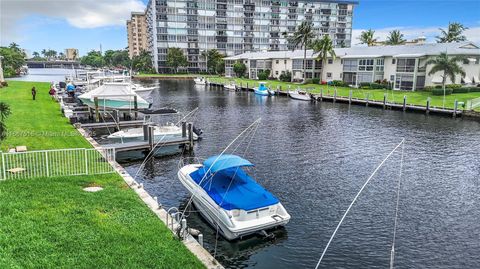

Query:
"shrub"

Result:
[[435, 85, 442, 89], [257, 70, 270, 80], [359, 82, 371, 88], [452, 87, 470, 93], [332, 80, 347, 87], [446, 84, 462, 89], [279, 71, 291, 82], [432, 88, 453, 96], [424, 86, 435, 91], [370, 83, 384, 89], [304, 79, 313, 84], [469, 87, 480, 92], [311, 78, 320, 84]]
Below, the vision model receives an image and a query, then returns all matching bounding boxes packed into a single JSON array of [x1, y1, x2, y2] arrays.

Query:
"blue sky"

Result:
[[1, 0, 479, 56]]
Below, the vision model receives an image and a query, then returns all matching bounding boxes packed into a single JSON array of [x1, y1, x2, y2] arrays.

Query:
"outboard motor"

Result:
[[192, 125, 203, 137]]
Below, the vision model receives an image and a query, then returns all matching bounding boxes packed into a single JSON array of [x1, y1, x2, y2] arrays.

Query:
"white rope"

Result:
[[390, 140, 405, 269], [314, 139, 405, 269]]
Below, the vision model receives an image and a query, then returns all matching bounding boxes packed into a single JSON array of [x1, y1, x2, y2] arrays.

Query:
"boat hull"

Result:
[[288, 91, 312, 101], [254, 89, 269, 96], [178, 165, 290, 240], [78, 98, 150, 110]]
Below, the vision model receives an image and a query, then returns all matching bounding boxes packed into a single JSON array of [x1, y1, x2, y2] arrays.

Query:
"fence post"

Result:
[[85, 149, 88, 175], [45, 151, 50, 177], [1, 153, 6, 180]]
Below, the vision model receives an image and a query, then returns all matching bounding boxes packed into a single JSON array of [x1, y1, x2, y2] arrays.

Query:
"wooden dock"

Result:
[[208, 81, 462, 117], [103, 137, 191, 152], [80, 120, 146, 129]]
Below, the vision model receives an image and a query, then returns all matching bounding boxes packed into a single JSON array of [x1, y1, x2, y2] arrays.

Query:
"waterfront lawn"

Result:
[[0, 81, 90, 151], [0, 173, 205, 269], [208, 76, 480, 110]]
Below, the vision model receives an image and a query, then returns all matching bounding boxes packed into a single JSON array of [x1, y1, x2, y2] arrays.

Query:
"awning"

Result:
[[431, 76, 443, 83], [203, 154, 254, 173]]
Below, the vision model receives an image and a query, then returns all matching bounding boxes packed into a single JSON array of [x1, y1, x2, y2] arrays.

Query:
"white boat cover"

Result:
[[78, 83, 149, 105]]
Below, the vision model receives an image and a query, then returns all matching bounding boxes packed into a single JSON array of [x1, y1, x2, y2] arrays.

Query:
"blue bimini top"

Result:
[[189, 155, 279, 211]]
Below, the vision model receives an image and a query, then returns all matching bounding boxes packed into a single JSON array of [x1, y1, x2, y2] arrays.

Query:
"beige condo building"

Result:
[[64, 48, 79, 61], [127, 11, 148, 58]]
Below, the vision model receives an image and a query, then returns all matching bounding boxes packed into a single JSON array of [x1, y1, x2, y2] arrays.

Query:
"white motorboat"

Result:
[[194, 77, 207, 85], [288, 89, 311, 101], [131, 83, 156, 95], [224, 82, 237, 91], [78, 82, 150, 110], [107, 123, 199, 142], [178, 154, 290, 240]]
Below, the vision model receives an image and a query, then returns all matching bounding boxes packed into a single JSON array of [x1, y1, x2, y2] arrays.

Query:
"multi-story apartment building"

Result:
[[64, 48, 79, 61], [127, 11, 148, 58], [146, 0, 357, 73], [224, 42, 480, 90]]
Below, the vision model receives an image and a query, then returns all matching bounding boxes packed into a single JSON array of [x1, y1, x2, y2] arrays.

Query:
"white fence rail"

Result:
[[466, 97, 480, 110], [0, 148, 115, 180]]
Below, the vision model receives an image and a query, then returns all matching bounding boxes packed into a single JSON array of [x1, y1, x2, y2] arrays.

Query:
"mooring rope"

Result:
[[390, 140, 405, 269], [314, 139, 405, 269]]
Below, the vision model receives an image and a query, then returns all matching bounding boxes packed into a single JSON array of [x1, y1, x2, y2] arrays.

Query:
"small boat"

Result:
[[131, 83, 156, 95], [78, 82, 150, 110], [224, 82, 237, 91], [107, 123, 200, 142], [194, 77, 207, 85], [288, 89, 312, 101], [254, 82, 270, 96], [178, 154, 290, 240]]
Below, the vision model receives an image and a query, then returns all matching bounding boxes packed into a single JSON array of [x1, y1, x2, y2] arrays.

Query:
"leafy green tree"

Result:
[[233, 61, 246, 77], [386, 30, 406, 45], [311, 35, 336, 83], [32, 51, 40, 58], [111, 50, 131, 67], [426, 52, 466, 108], [290, 21, 315, 82], [132, 50, 155, 73], [166, 48, 188, 73], [436, 22, 468, 43], [80, 50, 105, 68], [358, 29, 377, 46], [58, 52, 65, 60], [103, 50, 116, 66], [202, 49, 224, 74], [216, 59, 225, 75], [0, 45, 26, 77], [0, 102, 11, 141]]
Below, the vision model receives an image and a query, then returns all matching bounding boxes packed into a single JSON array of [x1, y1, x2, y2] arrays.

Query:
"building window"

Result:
[[276, 60, 279, 64], [343, 59, 357, 72], [327, 72, 332, 78], [358, 59, 374, 71], [328, 59, 333, 64], [395, 74, 414, 90], [275, 70, 279, 75], [341, 59, 343, 64], [392, 59, 396, 64], [396, 58, 416, 72], [340, 73, 343, 78], [390, 75, 395, 81], [292, 59, 303, 69], [284, 59, 287, 64]]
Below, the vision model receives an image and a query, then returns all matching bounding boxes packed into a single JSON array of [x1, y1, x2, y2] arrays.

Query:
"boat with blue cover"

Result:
[[254, 82, 271, 96], [178, 154, 290, 240]]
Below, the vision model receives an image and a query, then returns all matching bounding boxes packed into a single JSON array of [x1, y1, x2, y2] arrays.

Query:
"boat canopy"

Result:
[[78, 83, 149, 106], [203, 154, 254, 174]]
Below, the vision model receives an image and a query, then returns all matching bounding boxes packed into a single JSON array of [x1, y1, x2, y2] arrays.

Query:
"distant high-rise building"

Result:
[[127, 11, 148, 58], [64, 48, 79, 61], [146, 0, 357, 73]]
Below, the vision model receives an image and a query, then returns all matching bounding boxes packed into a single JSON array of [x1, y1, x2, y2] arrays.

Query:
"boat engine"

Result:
[[193, 125, 203, 137]]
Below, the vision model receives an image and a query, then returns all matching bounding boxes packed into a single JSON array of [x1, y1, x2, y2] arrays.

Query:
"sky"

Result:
[[0, 0, 479, 57]]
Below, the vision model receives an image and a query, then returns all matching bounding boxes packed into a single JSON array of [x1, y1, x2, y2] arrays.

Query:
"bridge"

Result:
[[26, 60, 83, 69]]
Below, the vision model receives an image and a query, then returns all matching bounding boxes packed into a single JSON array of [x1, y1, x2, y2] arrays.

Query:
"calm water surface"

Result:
[[7, 68, 80, 82], [121, 80, 480, 269]]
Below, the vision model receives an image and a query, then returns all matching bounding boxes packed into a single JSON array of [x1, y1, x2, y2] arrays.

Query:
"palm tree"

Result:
[[32, 51, 40, 59], [311, 35, 336, 83], [358, 29, 377, 46], [436, 22, 468, 43], [41, 49, 47, 58], [290, 21, 316, 82], [386, 30, 406, 45], [426, 52, 466, 108], [0, 102, 11, 141]]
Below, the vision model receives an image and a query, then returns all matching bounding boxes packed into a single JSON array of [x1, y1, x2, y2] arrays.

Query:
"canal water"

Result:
[[123, 79, 480, 268]]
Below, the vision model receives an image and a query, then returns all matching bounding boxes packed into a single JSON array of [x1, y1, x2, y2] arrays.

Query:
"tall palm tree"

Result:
[[386, 30, 406, 45], [358, 29, 377, 46], [311, 35, 336, 83], [41, 49, 47, 58], [426, 52, 466, 108], [290, 21, 316, 82], [436, 22, 468, 43]]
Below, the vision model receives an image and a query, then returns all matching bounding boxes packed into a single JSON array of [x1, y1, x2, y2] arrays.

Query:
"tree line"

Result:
[[0, 43, 27, 77], [79, 49, 155, 73], [165, 47, 225, 74]]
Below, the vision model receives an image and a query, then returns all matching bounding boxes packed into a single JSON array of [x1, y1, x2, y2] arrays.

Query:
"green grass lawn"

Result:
[[0, 174, 205, 269], [0, 81, 90, 151], [207, 76, 480, 110], [0, 81, 205, 268]]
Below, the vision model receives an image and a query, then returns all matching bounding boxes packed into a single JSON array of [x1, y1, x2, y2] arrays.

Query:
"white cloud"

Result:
[[352, 25, 480, 46], [0, 0, 145, 44]]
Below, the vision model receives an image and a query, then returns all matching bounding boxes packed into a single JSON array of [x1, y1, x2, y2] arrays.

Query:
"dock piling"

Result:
[[383, 93, 387, 109], [403, 96, 407, 111], [366, 93, 369, 107], [187, 122, 194, 150], [453, 99, 458, 117], [333, 88, 337, 102], [134, 96, 138, 120], [148, 126, 154, 150], [143, 124, 149, 141], [426, 97, 431, 114], [349, 90, 352, 104], [198, 234, 204, 247], [181, 121, 187, 138], [94, 97, 99, 122], [320, 88, 323, 101]]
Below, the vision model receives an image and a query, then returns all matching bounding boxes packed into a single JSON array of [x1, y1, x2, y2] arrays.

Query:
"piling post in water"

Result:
[[426, 97, 430, 114], [366, 93, 369, 107], [403, 96, 407, 111], [148, 126, 154, 151], [246, 82, 249, 90], [453, 99, 458, 117], [349, 90, 352, 104], [134, 95, 138, 120], [94, 97, 99, 122], [187, 122, 194, 150], [320, 88, 323, 101], [181, 121, 187, 138], [143, 124, 149, 141], [333, 88, 337, 102], [383, 93, 387, 109], [198, 234, 204, 247]]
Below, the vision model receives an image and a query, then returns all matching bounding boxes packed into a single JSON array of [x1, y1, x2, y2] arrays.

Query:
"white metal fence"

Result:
[[466, 97, 480, 110], [0, 148, 116, 180]]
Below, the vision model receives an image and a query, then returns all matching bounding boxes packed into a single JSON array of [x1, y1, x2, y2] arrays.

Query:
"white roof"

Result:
[[225, 42, 480, 61], [79, 83, 149, 105]]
